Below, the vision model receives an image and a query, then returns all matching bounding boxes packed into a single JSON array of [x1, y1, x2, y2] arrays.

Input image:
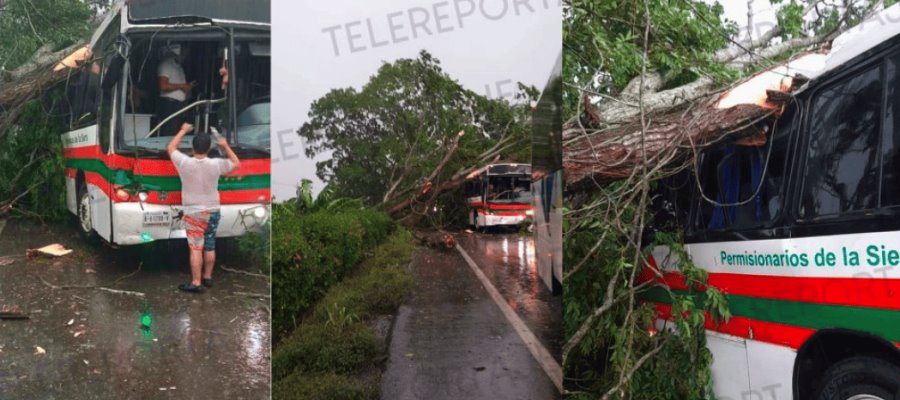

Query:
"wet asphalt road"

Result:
[[381, 231, 561, 400], [0, 220, 270, 400]]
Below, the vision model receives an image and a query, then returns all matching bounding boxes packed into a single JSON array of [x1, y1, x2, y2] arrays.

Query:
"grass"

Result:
[[272, 228, 416, 400], [272, 321, 381, 380], [273, 372, 377, 400]]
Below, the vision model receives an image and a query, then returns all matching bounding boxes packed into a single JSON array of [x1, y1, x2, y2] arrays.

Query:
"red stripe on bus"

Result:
[[65, 168, 76, 178], [65, 145, 271, 176], [649, 271, 900, 311], [63, 146, 103, 159]]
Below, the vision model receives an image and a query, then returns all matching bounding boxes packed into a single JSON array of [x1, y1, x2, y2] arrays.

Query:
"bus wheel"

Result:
[[77, 181, 93, 236], [815, 356, 900, 400], [472, 211, 480, 232]]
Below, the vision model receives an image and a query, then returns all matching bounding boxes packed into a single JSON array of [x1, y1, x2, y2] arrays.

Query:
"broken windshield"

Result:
[[116, 31, 269, 156]]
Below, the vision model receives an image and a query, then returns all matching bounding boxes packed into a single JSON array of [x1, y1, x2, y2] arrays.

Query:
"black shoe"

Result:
[[201, 278, 213, 288], [178, 283, 204, 293]]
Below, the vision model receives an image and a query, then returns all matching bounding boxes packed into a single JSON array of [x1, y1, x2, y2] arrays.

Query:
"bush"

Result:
[[272, 321, 381, 380], [271, 206, 393, 339], [0, 100, 68, 221], [310, 230, 415, 323], [234, 220, 271, 274], [273, 372, 375, 400]]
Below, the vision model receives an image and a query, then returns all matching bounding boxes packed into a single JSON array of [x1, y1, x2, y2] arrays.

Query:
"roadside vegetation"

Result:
[[272, 186, 415, 398], [0, 1, 103, 221]]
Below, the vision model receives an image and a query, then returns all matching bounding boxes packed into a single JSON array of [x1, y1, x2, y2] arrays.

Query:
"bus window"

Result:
[[881, 53, 900, 207], [694, 108, 794, 232], [800, 65, 882, 219]]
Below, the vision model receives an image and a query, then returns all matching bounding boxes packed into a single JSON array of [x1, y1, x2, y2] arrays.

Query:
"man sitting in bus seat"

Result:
[[166, 123, 241, 293], [157, 44, 193, 136]]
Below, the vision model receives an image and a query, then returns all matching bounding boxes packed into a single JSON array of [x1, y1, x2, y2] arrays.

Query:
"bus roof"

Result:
[[466, 163, 531, 179], [796, 3, 900, 84], [126, 0, 270, 26]]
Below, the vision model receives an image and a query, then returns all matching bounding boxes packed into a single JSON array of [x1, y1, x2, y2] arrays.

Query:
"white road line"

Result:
[[455, 244, 563, 393]]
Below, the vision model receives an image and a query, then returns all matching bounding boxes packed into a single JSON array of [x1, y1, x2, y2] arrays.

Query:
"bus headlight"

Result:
[[115, 188, 130, 201], [525, 209, 534, 216], [253, 207, 266, 219], [138, 192, 149, 202]]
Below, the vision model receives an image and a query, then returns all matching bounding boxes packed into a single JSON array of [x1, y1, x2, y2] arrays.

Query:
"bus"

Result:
[[532, 54, 563, 295], [464, 163, 533, 231], [59, 0, 270, 246], [645, 6, 900, 399]]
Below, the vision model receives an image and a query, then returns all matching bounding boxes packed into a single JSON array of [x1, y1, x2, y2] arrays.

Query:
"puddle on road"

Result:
[[457, 231, 562, 361], [0, 220, 270, 399]]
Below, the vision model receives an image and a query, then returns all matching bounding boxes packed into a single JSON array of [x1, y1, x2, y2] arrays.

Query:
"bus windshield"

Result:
[[487, 175, 532, 203], [117, 31, 270, 156]]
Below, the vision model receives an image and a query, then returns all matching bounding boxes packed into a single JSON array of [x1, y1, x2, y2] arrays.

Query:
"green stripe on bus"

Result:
[[641, 286, 900, 342], [65, 159, 270, 191]]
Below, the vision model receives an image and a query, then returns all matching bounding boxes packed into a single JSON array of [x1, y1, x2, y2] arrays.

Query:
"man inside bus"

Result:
[[157, 44, 194, 136], [166, 122, 241, 293]]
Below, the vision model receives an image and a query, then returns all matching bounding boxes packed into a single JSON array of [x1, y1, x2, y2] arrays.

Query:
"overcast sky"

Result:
[[271, 0, 562, 200]]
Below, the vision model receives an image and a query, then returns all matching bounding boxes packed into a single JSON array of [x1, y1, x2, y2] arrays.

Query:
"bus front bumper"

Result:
[[111, 203, 269, 246], [483, 212, 531, 227]]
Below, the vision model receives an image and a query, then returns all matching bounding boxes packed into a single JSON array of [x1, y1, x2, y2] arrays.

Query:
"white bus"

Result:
[[647, 6, 900, 399], [464, 163, 534, 230], [533, 54, 563, 295], [59, 0, 270, 246]]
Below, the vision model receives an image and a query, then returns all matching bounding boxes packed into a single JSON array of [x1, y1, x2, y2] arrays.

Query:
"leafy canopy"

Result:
[[563, 0, 736, 113], [0, 0, 93, 71], [298, 50, 531, 206]]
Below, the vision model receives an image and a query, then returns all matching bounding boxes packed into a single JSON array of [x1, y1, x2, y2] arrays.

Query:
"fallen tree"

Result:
[[563, 0, 885, 189], [298, 51, 533, 228], [0, 42, 88, 137]]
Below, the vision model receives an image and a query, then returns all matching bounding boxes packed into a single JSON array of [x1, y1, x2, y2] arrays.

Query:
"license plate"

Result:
[[143, 211, 171, 225]]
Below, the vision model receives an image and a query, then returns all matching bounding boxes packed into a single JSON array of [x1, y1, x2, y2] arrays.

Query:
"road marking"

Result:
[[455, 244, 563, 393]]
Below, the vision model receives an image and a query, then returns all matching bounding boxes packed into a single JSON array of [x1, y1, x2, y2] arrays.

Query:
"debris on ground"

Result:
[[413, 230, 456, 250], [34, 346, 45, 355], [0, 305, 29, 320], [26, 243, 72, 258]]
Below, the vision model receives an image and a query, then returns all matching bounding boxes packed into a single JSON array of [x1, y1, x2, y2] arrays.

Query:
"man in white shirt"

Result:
[[157, 44, 194, 136], [166, 123, 241, 293]]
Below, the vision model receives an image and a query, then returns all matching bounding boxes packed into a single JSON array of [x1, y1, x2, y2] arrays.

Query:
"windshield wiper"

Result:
[[228, 142, 270, 154]]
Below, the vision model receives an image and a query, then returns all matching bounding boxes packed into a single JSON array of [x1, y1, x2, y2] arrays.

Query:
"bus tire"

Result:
[[473, 211, 481, 232], [814, 356, 900, 400], [76, 179, 96, 239]]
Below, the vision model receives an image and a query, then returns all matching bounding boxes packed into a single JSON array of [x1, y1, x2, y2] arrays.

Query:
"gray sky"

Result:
[[716, 0, 777, 42], [272, 0, 562, 200]]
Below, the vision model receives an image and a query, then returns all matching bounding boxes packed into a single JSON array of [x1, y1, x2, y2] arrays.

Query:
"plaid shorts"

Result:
[[183, 210, 221, 251]]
